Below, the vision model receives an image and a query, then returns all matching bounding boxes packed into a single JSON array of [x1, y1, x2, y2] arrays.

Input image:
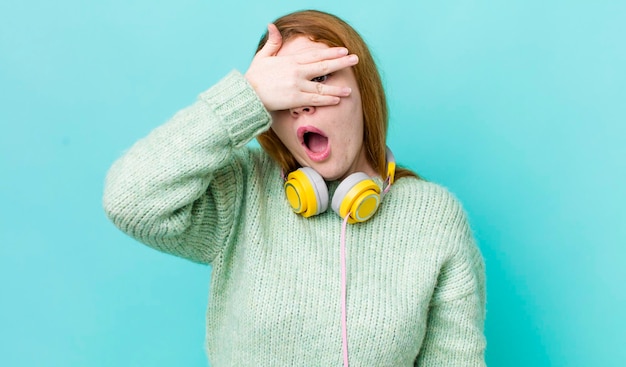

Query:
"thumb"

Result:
[[256, 23, 282, 57]]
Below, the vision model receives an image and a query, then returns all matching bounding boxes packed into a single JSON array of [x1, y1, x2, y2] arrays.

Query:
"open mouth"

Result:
[[304, 131, 328, 153], [298, 126, 330, 162]]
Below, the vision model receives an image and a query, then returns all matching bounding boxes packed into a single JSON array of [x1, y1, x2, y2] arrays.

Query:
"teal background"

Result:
[[1, 0, 624, 366]]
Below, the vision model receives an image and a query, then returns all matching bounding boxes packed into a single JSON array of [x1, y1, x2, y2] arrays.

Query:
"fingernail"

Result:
[[343, 87, 352, 95], [349, 55, 358, 63], [339, 48, 349, 55]]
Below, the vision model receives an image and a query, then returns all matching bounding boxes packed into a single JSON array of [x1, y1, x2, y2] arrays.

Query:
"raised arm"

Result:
[[103, 72, 270, 264], [103, 24, 360, 264]]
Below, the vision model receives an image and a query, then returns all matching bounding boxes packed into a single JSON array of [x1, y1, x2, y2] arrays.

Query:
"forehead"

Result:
[[276, 36, 329, 56]]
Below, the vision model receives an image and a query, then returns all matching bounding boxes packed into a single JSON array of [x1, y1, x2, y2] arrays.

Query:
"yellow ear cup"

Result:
[[348, 188, 380, 223], [331, 173, 381, 224], [284, 168, 329, 217], [340, 180, 381, 223], [284, 177, 307, 214]]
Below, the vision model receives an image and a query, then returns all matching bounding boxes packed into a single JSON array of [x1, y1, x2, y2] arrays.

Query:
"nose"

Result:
[[289, 106, 315, 117]]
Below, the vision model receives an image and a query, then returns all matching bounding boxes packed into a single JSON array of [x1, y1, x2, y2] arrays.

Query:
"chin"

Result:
[[315, 167, 347, 182], [323, 174, 343, 182], [295, 158, 349, 182]]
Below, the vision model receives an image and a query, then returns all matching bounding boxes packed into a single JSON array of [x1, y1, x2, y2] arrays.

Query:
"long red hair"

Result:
[[255, 10, 418, 181]]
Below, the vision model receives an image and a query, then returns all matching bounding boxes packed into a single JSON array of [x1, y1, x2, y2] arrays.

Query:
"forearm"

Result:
[[416, 293, 486, 366], [103, 71, 271, 263]]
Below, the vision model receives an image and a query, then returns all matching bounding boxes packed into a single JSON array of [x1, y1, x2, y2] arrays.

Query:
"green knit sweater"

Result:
[[103, 71, 486, 366]]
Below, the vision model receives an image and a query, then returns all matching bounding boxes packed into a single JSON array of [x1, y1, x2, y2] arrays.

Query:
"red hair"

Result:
[[255, 10, 418, 181]]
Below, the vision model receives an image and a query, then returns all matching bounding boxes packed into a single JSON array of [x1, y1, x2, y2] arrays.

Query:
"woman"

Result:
[[104, 9, 486, 366]]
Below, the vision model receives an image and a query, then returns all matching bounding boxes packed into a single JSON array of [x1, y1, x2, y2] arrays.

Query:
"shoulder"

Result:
[[383, 177, 475, 252], [217, 146, 281, 189], [236, 146, 278, 174], [388, 177, 467, 220]]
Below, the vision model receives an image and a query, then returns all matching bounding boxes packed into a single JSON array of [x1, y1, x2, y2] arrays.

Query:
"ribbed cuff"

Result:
[[199, 70, 272, 148]]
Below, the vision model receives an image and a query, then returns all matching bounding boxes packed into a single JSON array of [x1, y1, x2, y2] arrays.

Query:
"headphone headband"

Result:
[[385, 146, 396, 186]]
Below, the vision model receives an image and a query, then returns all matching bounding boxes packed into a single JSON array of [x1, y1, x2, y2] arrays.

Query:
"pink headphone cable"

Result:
[[340, 213, 350, 367], [340, 181, 389, 367]]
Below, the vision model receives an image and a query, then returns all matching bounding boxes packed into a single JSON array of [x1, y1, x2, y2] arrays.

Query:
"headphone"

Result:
[[283, 147, 396, 224]]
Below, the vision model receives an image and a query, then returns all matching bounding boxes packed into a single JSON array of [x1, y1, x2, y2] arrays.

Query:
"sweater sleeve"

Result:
[[102, 71, 271, 264], [415, 196, 487, 366]]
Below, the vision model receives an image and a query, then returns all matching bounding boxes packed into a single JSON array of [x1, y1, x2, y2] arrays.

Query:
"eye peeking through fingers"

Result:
[[311, 74, 330, 83]]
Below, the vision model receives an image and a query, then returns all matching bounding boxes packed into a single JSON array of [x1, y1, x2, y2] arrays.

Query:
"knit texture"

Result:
[[103, 71, 487, 366]]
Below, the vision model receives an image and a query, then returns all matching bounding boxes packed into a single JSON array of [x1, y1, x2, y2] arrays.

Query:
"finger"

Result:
[[257, 23, 282, 57], [297, 93, 341, 107], [302, 81, 352, 97], [296, 47, 349, 64], [304, 54, 359, 78]]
